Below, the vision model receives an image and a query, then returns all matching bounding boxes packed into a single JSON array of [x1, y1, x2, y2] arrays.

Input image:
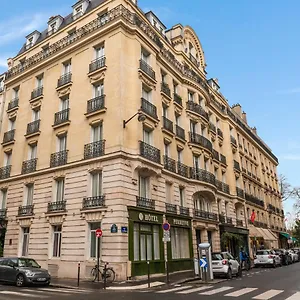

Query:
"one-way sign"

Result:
[[200, 258, 207, 268]]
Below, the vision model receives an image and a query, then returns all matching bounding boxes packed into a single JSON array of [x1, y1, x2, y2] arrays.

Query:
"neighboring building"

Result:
[[0, 0, 285, 280]]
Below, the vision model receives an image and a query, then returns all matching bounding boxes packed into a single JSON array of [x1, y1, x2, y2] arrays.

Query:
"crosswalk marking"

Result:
[[225, 288, 258, 297], [38, 288, 88, 294], [177, 285, 212, 294], [200, 286, 234, 295], [285, 292, 300, 300], [253, 289, 284, 299], [156, 285, 192, 293], [0, 291, 45, 298]]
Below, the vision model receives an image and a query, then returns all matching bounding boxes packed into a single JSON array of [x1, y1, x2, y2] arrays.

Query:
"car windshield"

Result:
[[212, 253, 223, 260], [18, 258, 40, 268]]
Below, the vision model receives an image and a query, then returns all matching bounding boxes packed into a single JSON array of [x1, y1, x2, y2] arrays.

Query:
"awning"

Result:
[[248, 225, 263, 238], [256, 228, 277, 241], [280, 232, 290, 239], [292, 237, 298, 242]]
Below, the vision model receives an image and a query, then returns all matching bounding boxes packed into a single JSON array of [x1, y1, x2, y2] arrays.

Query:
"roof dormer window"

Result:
[[47, 15, 63, 36], [49, 23, 57, 35], [26, 37, 33, 50], [25, 30, 40, 50], [72, 0, 89, 20], [73, 6, 83, 20]]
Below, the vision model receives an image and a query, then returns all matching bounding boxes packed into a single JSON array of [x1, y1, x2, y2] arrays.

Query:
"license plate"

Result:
[[37, 278, 46, 281]]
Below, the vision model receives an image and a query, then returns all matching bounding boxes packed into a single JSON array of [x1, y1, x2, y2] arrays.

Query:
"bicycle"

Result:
[[91, 260, 116, 283]]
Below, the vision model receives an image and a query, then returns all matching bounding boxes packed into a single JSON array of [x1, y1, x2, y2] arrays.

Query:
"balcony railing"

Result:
[[139, 59, 155, 80], [141, 98, 158, 119], [18, 205, 34, 216], [194, 209, 218, 221], [161, 82, 171, 97], [54, 108, 70, 125], [190, 168, 216, 186], [50, 150, 68, 168], [0, 165, 11, 179], [230, 135, 237, 146], [162, 116, 173, 133], [47, 201, 66, 213], [234, 160, 241, 171], [84, 140, 105, 159], [31, 87, 43, 99], [136, 196, 155, 210], [87, 95, 105, 114], [0, 208, 7, 219], [220, 154, 227, 165], [140, 141, 160, 164], [245, 193, 264, 207], [268, 204, 276, 213], [177, 162, 189, 178], [166, 203, 177, 214], [212, 149, 219, 161], [189, 53, 199, 66], [219, 214, 226, 223], [57, 72, 72, 87], [173, 93, 182, 106], [21, 158, 37, 174], [3, 129, 15, 144], [227, 217, 233, 225], [216, 180, 230, 194], [186, 101, 209, 121], [209, 122, 216, 133], [189, 132, 212, 153], [89, 56, 106, 73], [8, 98, 19, 110], [175, 125, 185, 140], [26, 120, 40, 135], [236, 187, 245, 199], [163, 156, 176, 173], [217, 128, 223, 138], [179, 206, 189, 216], [83, 195, 105, 209], [236, 219, 244, 227]]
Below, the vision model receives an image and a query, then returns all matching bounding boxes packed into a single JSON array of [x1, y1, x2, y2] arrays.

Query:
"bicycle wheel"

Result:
[[91, 267, 100, 282], [103, 268, 116, 283]]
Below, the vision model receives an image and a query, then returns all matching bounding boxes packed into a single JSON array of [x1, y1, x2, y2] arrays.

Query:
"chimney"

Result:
[[242, 111, 247, 124], [252, 127, 257, 134], [232, 104, 242, 117]]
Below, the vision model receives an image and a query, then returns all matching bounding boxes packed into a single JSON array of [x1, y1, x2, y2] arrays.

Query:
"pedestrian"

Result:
[[239, 247, 246, 269]]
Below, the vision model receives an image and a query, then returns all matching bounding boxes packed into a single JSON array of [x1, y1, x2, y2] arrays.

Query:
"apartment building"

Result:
[[0, 0, 285, 280]]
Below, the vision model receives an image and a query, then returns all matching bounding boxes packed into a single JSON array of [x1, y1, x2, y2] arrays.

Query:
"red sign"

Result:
[[162, 222, 170, 231], [96, 229, 103, 238]]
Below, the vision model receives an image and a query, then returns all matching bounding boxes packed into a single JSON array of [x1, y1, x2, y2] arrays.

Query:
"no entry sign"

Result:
[[162, 222, 170, 231], [96, 229, 103, 238]]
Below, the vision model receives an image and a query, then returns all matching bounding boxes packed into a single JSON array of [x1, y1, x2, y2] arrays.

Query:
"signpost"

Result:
[[162, 222, 170, 283], [96, 229, 102, 281], [200, 258, 207, 269]]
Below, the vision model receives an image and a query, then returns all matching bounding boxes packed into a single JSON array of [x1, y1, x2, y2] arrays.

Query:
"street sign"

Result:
[[121, 226, 128, 233], [200, 258, 207, 269], [96, 229, 103, 238], [163, 230, 171, 242], [162, 222, 170, 231], [111, 224, 118, 233]]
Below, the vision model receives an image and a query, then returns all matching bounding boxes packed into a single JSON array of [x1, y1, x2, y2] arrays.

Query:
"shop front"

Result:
[[279, 232, 289, 249], [166, 215, 193, 273], [128, 208, 164, 277]]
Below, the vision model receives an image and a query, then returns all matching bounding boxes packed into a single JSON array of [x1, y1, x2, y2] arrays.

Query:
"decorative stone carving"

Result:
[[138, 72, 156, 90], [57, 86, 71, 97], [46, 214, 66, 225], [89, 71, 106, 85]]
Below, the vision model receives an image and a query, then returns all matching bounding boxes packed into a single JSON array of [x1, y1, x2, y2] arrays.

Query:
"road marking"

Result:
[[252, 289, 284, 299], [177, 285, 212, 294], [285, 292, 300, 300], [0, 291, 45, 298], [199, 286, 234, 295], [38, 288, 87, 294], [225, 288, 258, 297], [107, 281, 164, 290], [157, 285, 192, 293]]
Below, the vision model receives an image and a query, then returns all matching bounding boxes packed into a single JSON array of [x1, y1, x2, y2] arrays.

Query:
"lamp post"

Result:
[[123, 112, 146, 128]]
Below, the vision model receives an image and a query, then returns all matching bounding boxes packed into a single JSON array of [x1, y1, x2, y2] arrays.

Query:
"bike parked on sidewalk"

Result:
[[91, 260, 116, 283]]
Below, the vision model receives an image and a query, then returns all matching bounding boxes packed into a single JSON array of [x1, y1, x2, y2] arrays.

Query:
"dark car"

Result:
[[0, 257, 51, 287]]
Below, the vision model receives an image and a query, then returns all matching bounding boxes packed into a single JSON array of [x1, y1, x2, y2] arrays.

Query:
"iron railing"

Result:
[[0, 165, 11, 179], [189, 132, 212, 153], [83, 195, 105, 209], [212, 149, 219, 161], [136, 196, 155, 210], [163, 156, 176, 173], [0, 208, 7, 219], [220, 154, 227, 165], [236, 219, 243, 227], [141, 98, 158, 119], [209, 122, 216, 133], [84, 140, 105, 159], [161, 82, 171, 97], [216, 180, 230, 194], [177, 162, 189, 178], [194, 209, 218, 221], [50, 150, 68, 168], [139, 59, 155, 80], [139, 141, 160, 164], [236, 187, 245, 199], [179, 206, 189, 216], [174, 93, 182, 106], [54, 108, 70, 125], [3, 130, 15, 144], [18, 205, 34, 216], [175, 125, 185, 140], [186, 101, 209, 121], [245, 193, 264, 207], [162, 116, 173, 133], [31, 87, 43, 99], [8, 98, 19, 110], [87, 95, 105, 114], [230, 135, 237, 146], [166, 203, 177, 214], [26, 120, 40, 135], [21, 158, 37, 174], [217, 128, 223, 138], [89, 56, 106, 73], [234, 160, 241, 171], [190, 168, 216, 186], [47, 201, 66, 213], [57, 72, 72, 87]]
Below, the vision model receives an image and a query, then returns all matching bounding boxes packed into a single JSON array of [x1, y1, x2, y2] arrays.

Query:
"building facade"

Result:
[[0, 0, 285, 280]]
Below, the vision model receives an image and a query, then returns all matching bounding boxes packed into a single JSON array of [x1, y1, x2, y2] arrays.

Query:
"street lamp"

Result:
[[123, 111, 146, 128]]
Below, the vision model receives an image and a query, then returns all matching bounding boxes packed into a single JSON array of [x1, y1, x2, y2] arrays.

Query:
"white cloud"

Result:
[[280, 154, 300, 161]]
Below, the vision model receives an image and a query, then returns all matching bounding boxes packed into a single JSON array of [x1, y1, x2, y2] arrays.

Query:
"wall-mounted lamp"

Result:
[[123, 112, 146, 128]]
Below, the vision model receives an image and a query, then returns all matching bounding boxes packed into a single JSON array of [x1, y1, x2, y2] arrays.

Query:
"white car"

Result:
[[254, 250, 281, 267], [288, 250, 298, 262], [211, 252, 241, 279]]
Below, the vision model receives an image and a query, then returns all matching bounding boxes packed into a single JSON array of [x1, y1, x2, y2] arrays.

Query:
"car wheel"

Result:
[[226, 268, 232, 279], [16, 274, 25, 287], [273, 260, 276, 268]]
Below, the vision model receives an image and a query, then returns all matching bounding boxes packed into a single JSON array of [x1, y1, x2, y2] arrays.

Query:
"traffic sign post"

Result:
[[198, 243, 213, 283], [162, 222, 170, 284], [96, 229, 102, 281], [200, 257, 207, 269], [162, 222, 170, 231]]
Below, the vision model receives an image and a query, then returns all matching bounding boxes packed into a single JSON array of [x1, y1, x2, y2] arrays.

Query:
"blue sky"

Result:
[[0, 0, 299, 217]]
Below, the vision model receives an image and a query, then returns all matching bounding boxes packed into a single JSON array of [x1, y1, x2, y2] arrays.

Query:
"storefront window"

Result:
[[171, 227, 190, 259]]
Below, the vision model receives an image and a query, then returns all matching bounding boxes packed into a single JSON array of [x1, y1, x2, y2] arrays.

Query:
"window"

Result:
[[4, 153, 11, 166], [161, 70, 166, 83], [50, 23, 56, 34], [214, 168, 218, 179], [188, 91, 194, 102], [177, 148, 183, 162], [193, 155, 200, 170], [25, 184, 34, 205], [91, 124, 102, 142], [139, 176, 149, 198], [32, 109, 40, 122], [8, 119, 15, 130], [67, 28, 76, 42], [26, 37, 33, 49], [93, 83, 104, 97], [164, 142, 170, 157], [89, 222, 101, 258], [165, 182, 172, 203], [199, 96, 204, 107], [142, 86, 152, 102], [141, 48, 150, 63], [60, 97, 69, 111], [222, 171, 226, 183], [28, 144, 37, 160], [179, 187, 185, 207], [190, 121, 197, 134], [55, 178, 65, 202], [91, 172, 102, 197], [171, 227, 190, 259], [162, 106, 168, 118], [62, 61, 71, 74], [21, 227, 30, 257], [175, 114, 180, 126], [36, 74, 43, 88], [143, 128, 152, 145], [12, 87, 19, 100], [74, 5, 83, 19], [95, 45, 105, 59], [52, 225, 62, 258], [0, 189, 7, 209], [173, 82, 178, 94], [57, 135, 67, 152], [204, 159, 209, 171]]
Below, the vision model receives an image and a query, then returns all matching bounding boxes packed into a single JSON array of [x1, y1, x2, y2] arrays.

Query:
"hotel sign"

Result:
[[129, 209, 163, 223], [168, 217, 191, 228]]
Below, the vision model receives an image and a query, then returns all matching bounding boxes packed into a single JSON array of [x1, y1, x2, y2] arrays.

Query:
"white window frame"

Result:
[[28, 144, 37, 160], [57, 135, 67, 152], [21, 227, 30, 257], [91, 172, 102, 197], [62, 61, 71, 75], [91, 124, 102, 143], [24, 184, 34, 206], [55, 178, 65, 202], [93, 83, 104, 98], [139, 176, 150, 198], [179, 187, 185, 207], [88, 222, 101, 259], [52, 225, 62, 258], [95, 45, 105, 59], [0, 189, 7, 209], [143, 128, 152, 145], [142, 87, 152, 103], [4, 153, 11, 166]]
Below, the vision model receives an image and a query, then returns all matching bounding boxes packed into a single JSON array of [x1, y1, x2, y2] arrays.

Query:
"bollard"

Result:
[[103, 262, 107, 290], [166, 260, 170, 284], [77, 262, 81, 287], [147, 261, 150, 288]]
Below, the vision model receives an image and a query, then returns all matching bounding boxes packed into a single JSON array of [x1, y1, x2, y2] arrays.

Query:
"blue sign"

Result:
[[200, 258, 207, 269], [162, 222, 170, 231], [111, 224, 118, 233], [121, 226, 128, 234]]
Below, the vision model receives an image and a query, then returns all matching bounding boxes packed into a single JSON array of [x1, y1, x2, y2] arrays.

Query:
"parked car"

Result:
[[273, 249, 290, 265], [288, 250, 299, 263], [211, 252, 241, 279], [292, 248, 300, 262], [0, 257, 51, 287], [254, 250, 281, 267]]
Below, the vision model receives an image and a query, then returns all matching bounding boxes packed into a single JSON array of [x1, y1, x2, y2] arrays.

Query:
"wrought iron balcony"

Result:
[[31, 87, 43, 99], [136, 196, 155, 210], [216, 180, 230, 194], [189, 53, 199, 66], [83, 195, 105, 209], [163, 156, 176, 173], [179, 206, 189, 216], [177, 162, 189, 178], [245, 193, 264, 207], [18, 205, 34, 217], [87, 95, 105, 114], [189, 132, 212, 153], [219, 214, 226, 223], [209, 122, 216, 133], [174, 93, 182, 106], [161, 82, 171, 97], [8, 98, 19, 110], [3, 129, 15, 144], [139, 141, 160, 164], [84, 140, 105, 159], [236, 219, 243, 227], [230, 135, 237, 146], [234, 160, 241, 171], [175, 125, 185, 140], [0, 165, 11, 179], [166, 203, 177, 214], [186, 101, 209, 121], [54, 108, 70, 126], [26, 120, 40, 135], [57, 72, 72, 87], [47, 201, 66, 213], [162, 116, 173, 133], [217, 128, 223, 138], [21, 158, 37, 174], [50, 150, 68, 168], [220, 154, 227, 165], [139, 59, 155, 80], [268, 204, 276, 213], [236, 187, 245, 199], [190, 167, 216, 186], [141, 98, 158, 119], [212, 149, 219, 161], [0, 208, 7, 219], [89, 56, 106, 73], [194, 209, 218, 221]]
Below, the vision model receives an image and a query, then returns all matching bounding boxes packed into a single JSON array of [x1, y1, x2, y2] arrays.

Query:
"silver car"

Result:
[[0, 257, 51, 287], [211, 252, 241, 279]]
